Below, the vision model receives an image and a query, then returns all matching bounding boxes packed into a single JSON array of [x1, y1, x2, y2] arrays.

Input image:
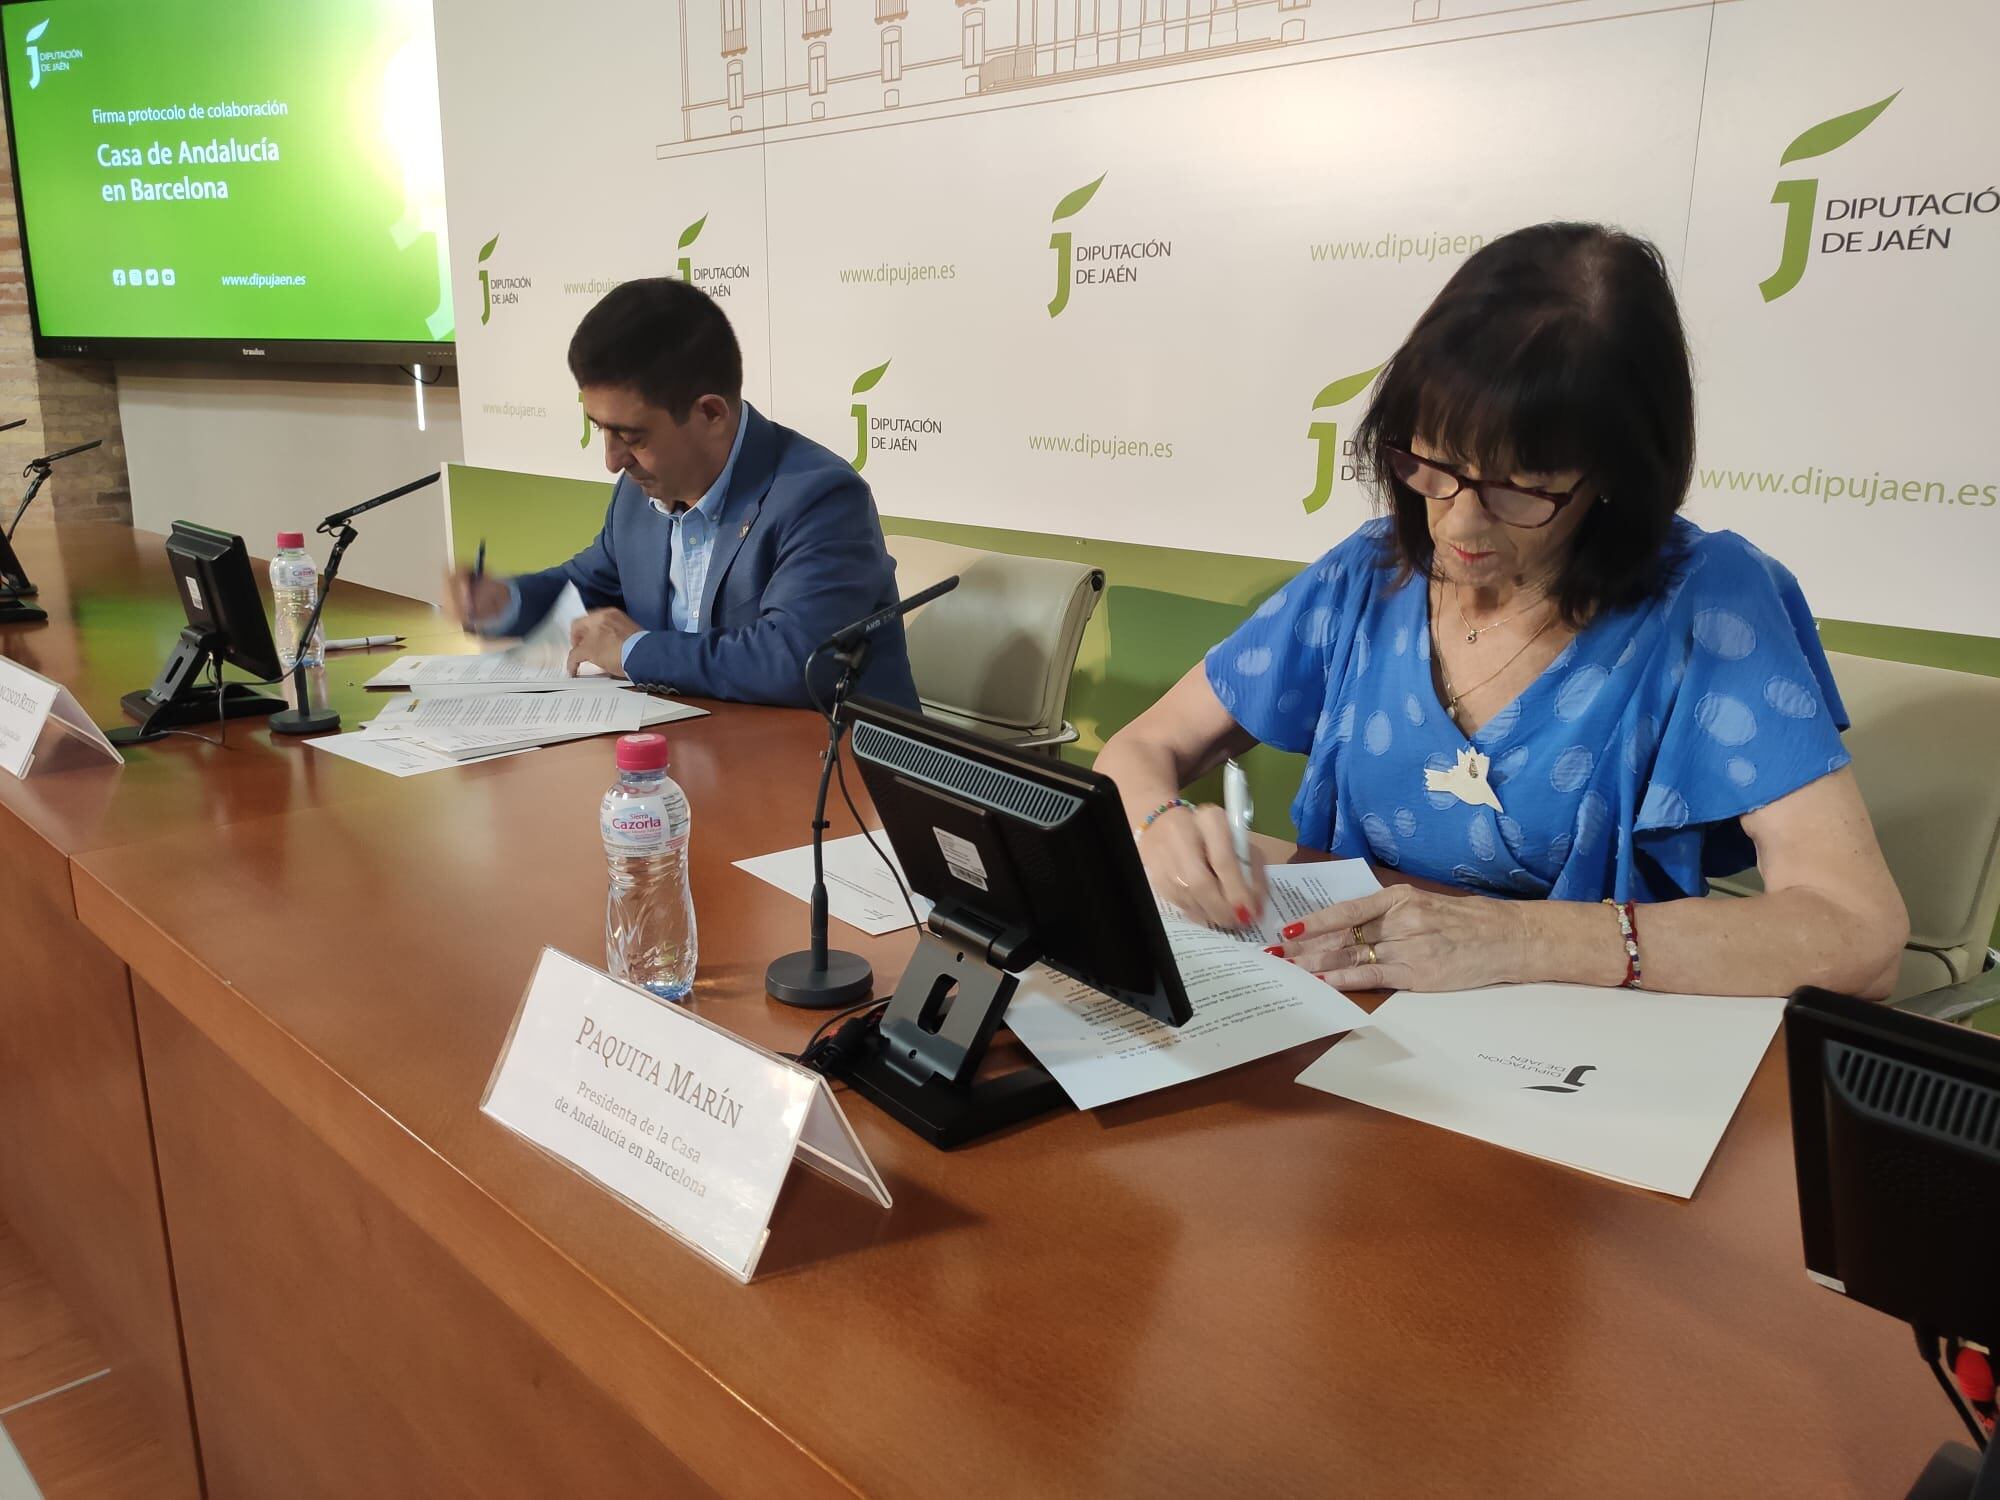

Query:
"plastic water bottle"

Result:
[[602, 732, 698, 1002], [269, 531, 324, 673]]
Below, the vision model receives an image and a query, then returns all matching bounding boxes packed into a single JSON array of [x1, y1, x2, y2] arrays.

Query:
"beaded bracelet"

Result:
[[1603, 897, 1643, 989], [1137, 798, 1197, 837]]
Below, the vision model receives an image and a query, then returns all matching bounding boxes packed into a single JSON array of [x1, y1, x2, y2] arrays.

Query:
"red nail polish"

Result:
[[1235, 905, 1254, 926], [1282, 922, 1306, 940], [1263, 945, 1284, 957]]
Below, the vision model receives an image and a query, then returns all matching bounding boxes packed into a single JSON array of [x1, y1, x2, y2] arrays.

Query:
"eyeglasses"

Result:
[[1382, 445, 1593, 530]]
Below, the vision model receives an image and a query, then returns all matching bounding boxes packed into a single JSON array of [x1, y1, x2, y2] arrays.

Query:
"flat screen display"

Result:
[[0, 0, 453, 361]]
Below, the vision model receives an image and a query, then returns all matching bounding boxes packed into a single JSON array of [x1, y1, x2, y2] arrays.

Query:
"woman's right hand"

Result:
[[1137, 802, 1267, 930]]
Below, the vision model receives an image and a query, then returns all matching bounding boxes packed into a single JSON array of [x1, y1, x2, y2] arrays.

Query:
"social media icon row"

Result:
[[111, 268, 176, 287]]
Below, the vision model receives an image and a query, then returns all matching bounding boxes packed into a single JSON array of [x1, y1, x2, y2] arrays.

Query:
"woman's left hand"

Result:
[[1277, 884, 1530, 993]]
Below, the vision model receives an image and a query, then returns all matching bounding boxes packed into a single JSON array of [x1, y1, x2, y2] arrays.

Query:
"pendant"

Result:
[[1424, 746, 1504, 814], [1465, 628, 1479, 643]]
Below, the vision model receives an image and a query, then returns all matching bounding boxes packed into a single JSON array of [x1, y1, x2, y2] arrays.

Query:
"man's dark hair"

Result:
[[1352, 222, 1696, 626], [566, 277, 743, 419]]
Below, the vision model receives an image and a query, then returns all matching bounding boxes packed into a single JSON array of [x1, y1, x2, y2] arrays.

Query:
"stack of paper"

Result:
[[308, 688, 707, 776], [1003, 861, 1384, 1110], [363, 646, 617, 692], [1294, 984, 1786, 1197]]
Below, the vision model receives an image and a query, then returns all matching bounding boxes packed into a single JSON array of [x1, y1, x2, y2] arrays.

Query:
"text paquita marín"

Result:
[[573, 1014, 745, 1128]]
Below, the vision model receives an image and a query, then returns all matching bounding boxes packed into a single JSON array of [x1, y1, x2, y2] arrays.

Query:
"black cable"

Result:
[[803, 637, 925, 932], [398, 364, 444, 385]]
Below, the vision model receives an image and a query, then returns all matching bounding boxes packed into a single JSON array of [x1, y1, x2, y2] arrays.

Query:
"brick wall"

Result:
[[0, 109, 132, 531]]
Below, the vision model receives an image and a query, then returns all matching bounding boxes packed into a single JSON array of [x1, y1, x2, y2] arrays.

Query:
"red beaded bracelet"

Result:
[[1603, 897, 1643, 989]]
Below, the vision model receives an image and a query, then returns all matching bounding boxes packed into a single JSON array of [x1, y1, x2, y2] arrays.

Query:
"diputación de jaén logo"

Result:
[[1525, 1064, 1598, 1095], [1759, 91, 1898, 302], [477, 234, 497, 324], [849, 360, 890, 472], [1046, 174, 1104, 319], [1299, 365, 1384, 514], [22, 17, 46, 87], [475, 235, 531, 324], [676, 215, 707, 282]]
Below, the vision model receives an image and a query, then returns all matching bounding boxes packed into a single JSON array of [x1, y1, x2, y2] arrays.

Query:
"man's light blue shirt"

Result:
[[617, 412, 748, 672]]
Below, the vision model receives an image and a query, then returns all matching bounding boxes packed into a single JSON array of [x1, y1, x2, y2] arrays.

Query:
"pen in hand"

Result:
[[1223, 757, 1257, 923], [465, 538, 486, 633]]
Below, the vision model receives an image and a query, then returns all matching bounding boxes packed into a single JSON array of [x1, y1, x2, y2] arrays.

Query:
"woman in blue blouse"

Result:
[[1097, 223, 1908, 998]]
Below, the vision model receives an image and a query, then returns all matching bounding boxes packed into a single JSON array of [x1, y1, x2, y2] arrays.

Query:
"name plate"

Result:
[[0, 656, 123, 779], [481, 948, 890, 1282]]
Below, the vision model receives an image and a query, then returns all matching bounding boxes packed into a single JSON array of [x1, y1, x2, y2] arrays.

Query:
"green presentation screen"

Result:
[[0, 0, 453, 362]]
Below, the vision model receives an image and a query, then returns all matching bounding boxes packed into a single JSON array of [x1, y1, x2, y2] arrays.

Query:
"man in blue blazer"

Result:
[[450, 279, 919, 710]]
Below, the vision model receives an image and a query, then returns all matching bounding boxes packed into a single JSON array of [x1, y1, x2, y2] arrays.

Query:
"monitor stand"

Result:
[[1905, 1441, 1996, 1500], [107, 626, 283, 745], [843, 911, 1068, 1150]]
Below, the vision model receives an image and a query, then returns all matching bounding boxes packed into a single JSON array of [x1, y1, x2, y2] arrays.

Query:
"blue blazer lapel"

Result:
[[698, 403, 779, 626]]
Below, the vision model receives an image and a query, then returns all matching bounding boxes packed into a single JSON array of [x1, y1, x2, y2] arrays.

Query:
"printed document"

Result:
[[1294, 984, 1786, 1198], [734, 833, 935, 936], [1003, 863, 1379, 1110], [364, 645, 611, 690], [306, 732, 535, 777]]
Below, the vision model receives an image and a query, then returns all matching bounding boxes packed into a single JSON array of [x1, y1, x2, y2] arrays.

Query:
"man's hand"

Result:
[[443, 567, 511, 632], [567, 607, 642, 678]]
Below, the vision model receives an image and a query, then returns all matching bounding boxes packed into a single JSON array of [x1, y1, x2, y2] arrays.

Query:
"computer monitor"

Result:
[[1786, 987, 2000, 1496], [842, 696, 1191, 1148], [109, 522, 286, 744]]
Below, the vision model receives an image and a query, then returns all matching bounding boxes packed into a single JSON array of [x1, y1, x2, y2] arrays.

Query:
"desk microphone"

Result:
[[823, 574, 958, 654]]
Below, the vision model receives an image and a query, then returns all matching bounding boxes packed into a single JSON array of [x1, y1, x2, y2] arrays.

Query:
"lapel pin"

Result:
[[738, 523, 750, 538]]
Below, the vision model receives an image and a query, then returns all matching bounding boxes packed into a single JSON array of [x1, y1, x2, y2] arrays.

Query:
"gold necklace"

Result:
[[1435, 610, 1558, 719], [1453, 580, 1545, 643]]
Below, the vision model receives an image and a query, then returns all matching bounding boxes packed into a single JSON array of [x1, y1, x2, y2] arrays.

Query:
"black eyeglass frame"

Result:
[[1381, 445, 1595, 530]]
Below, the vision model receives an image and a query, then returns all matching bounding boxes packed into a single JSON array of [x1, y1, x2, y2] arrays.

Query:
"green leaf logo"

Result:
[[851, 360, 891, 396], [477, 234, 499, 263], [1052, 174, 1106, 223], [1778, 91, 1899, 166], [1313, 364, 1383, 410], [25, 19, 47, 42], [678, 214, 708, 250]]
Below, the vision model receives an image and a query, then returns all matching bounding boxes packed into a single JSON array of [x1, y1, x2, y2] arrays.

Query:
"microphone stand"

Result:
[[765, 575, 960, 1010], [0, 432, 95, 627], [765, 637, 876, 1009], [268, 472, 441, 737]]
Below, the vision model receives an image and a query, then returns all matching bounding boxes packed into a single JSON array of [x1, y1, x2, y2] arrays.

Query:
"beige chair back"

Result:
[[886, 536, 1103, 748], [1713, 651, 2000, 998]]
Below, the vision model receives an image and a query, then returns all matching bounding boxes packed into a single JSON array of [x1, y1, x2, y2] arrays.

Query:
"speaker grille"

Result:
[[1831, 1042, 2000, 1152], [852, 720, 1082, 829]]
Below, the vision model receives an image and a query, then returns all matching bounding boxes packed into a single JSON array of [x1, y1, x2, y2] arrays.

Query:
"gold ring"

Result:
[[1363, 943, 1378, 967], [1350, 925, 1366, 947]]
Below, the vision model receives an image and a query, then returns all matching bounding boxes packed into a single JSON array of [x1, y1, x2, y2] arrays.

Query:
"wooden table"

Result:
[[0, 527, 458, 1498], [4, 528, 1968, 1498]]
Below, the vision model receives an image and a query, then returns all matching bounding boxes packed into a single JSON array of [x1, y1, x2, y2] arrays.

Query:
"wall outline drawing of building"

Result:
[[661, 0, 1716, 159]]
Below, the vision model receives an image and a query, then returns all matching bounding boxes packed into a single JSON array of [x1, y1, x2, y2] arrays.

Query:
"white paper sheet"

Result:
[[364, 644, 609, 690], [519, 581, 589, 650], [1294, 984, 1786, 1198], [733, 833, 935, 936], [367, 690, 648, 740], [1002, 864, 1378, 1111], [306, 731, 537, 777]]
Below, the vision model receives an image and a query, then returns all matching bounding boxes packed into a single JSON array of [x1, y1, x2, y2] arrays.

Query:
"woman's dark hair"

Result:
[[1352, 222, 1695, 625], [567, 277, 743, 419]]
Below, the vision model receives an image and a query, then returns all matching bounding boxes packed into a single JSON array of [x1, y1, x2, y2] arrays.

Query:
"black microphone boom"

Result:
[[268, 471, 446, 739], [825, 574, 959, 654]]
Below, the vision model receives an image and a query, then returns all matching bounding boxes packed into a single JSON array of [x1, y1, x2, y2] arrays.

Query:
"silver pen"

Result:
[[1223, 757, 1255, 895]]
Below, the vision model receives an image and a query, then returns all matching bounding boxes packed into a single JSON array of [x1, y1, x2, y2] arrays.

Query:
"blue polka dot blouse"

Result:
[[1204, 518, 1851, 903]]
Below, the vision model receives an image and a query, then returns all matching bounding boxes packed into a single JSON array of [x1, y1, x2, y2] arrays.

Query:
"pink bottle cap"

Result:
[[275, 531, 304, 549], [616, 733, 669, 772]]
